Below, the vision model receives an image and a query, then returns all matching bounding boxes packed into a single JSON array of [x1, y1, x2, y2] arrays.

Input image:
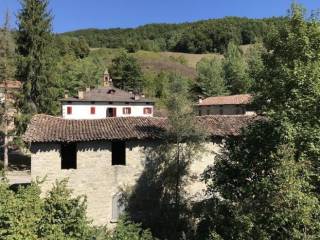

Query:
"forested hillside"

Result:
[[61, 17, 286, 53]]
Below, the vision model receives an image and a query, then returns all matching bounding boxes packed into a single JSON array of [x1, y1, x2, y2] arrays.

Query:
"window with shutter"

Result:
[[143, 107, 152, 115], [67, 106, 72, 115], [123, 107, 131, 115]]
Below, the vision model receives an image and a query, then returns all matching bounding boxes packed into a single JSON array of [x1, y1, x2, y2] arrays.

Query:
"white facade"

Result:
[[62, 102, 154, 119]]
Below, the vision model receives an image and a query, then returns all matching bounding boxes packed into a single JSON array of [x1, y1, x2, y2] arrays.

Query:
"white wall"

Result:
[[62, 102, 154, 119]]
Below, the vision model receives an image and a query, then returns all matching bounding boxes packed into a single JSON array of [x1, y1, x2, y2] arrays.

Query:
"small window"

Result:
[[90, 107, 96, 114], [143, 107, 152, 115], [111, 193, 125, 222], [61, 143, 77, 169], [123, 107, 131, 115], [67, 106, 72, 115], [207, 109, 210, 115], [112, 141, 126, 165]]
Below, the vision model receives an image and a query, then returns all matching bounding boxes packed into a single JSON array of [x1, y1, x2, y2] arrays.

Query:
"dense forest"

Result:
[[62, 17, 286, 53]]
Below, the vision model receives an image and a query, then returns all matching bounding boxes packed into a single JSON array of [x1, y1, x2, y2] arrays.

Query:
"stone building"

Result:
[[197, 94, 254, 116], [23, 114, 258, 226]]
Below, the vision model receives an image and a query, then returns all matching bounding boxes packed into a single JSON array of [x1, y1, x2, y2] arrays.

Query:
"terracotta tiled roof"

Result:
[[23, 114, 259, 143], [60, 86, 154, 103], [0, 80, 22, 90], [199, 94, 253, 106]]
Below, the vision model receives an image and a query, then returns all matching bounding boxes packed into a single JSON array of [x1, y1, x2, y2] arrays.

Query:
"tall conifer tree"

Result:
[[16, 0, 59, 119]]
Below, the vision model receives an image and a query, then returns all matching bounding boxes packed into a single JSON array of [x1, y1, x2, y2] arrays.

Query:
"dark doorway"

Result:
[[107, 108, 117, 117], [61, 143, 77, 169], [112, 141, 126, 165]]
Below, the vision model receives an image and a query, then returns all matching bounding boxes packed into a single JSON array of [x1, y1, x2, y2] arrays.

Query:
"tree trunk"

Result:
[[3, 79, 8, 170], [174, 140, 181, 239]]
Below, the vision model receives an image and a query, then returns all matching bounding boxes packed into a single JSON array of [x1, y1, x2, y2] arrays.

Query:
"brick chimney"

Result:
[[133, 94, 140, 100], [78, 90, 84, 99]]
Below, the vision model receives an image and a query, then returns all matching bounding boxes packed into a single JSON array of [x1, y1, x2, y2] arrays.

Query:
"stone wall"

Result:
[[31, 140, 221, 226], [198, 105, 246, 115]]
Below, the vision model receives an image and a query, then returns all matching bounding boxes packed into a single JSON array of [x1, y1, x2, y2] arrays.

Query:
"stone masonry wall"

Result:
[[31, 140, 221, 226]]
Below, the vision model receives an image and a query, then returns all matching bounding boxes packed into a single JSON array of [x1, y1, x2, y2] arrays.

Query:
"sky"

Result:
[[0, 0, 319, 33]]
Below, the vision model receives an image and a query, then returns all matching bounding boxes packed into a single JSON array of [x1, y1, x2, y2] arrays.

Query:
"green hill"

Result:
[[88, 48, 227, 80], [61, 17, 286, 54]]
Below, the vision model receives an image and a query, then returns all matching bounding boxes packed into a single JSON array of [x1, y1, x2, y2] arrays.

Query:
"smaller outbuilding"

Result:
[[197, 94, 254, 116]]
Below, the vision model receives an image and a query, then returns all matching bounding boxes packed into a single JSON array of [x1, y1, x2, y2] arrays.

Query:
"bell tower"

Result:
[[103, 69, 112, 87]]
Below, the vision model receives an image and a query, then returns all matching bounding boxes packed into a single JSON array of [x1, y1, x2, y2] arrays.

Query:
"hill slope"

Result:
[[89, 48, 225, 80], [62, 17, 286, 54]]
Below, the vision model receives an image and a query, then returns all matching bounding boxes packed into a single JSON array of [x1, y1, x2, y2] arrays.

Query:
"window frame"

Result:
[[143, 107, 152, 115], [122, 107, 131, 115], [61, 143, 77, 170], [111, 141, 126, 166], [67, 106, 72, 115]]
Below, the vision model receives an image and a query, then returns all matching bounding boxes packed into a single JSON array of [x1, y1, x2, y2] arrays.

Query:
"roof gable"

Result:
[[199, 94, 252, 106], [61, 86, 154, 103]]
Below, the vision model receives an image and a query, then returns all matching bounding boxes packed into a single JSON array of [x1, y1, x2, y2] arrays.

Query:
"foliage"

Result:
[[245, 43, 266, 87], [224, 42, 251, 94], [15, 0, 61, 139], [62, 17, 287, 54], [110, 218, 154, 240], [199, 4, 320, 239], [56, 54, 105, 97], [0, 178, 98, 240], [54, 36, 90, 59], [38, 179, 93, 239], [16, 0, 59, 114], [125, 74, 206, 240], [0, 12, 16, 166], [196, 57, 229, 97], [109, 51, 143, 92], [0, 12, 16, 85]]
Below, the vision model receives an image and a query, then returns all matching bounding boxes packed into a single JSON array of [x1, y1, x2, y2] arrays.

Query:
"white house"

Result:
[[60, 86, 155, 119]]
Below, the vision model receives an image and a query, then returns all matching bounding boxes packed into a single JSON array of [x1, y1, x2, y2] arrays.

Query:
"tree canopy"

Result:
[[62, 17, 286, 54], [199, 4, 320, 239]]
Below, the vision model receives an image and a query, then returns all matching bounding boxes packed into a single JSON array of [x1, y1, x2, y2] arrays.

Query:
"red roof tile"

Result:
[[199, 94, 252, 106], [0, 80, 22, 90], [60, 86, 154, 103], [23, 114, 259, 143]]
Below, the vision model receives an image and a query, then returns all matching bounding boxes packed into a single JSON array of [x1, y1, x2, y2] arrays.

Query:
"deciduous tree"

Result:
[[0, 11, 16, 170], [200, 4, 320, 239], [196, 57, 229, 97], [224, 42, 251, 94], [109, 51, 143, 93]]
